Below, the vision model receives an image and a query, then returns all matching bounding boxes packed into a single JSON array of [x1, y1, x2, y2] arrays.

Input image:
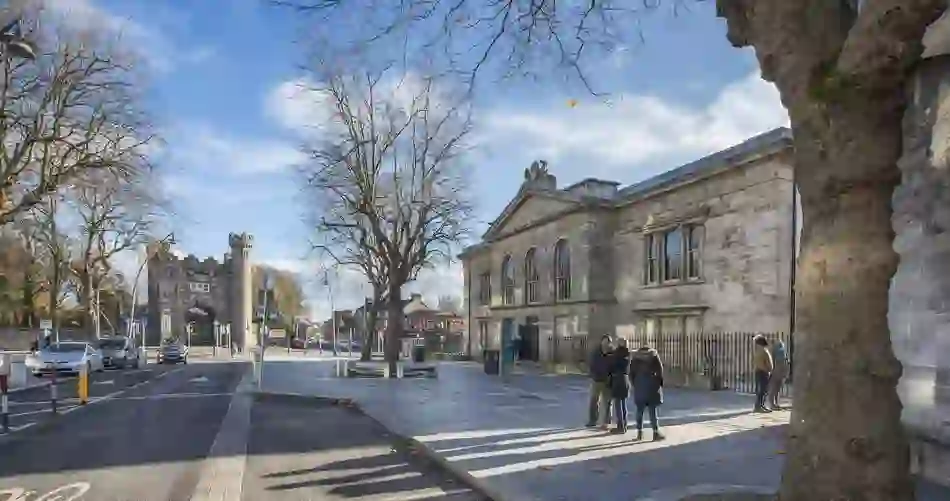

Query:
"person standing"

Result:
[[585, 335, 613, 429], [753, 335, 774, 413], [629, 344, 665, 441], [766, 339, 789, 410], [608, 338, 631, 434]]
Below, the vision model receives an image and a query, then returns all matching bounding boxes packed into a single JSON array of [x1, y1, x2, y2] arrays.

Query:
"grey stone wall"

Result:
[[613, 154, 795, 337], [890, 54, 950, 468]]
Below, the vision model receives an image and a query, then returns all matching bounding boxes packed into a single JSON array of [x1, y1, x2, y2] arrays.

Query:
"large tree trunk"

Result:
[[779, 101, 912, 500], [385, 282, 403, 377]]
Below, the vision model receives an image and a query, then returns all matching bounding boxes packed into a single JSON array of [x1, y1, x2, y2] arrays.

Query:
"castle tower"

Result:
[[228, 232, 254, 350]]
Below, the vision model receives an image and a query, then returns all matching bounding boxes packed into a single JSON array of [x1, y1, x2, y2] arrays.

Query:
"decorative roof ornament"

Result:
[[524, 160, 549, 181]]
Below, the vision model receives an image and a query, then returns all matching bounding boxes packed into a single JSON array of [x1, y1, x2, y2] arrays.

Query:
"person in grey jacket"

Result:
[[767, 340, 789, 410], [585, 335, 613, 428], [629, 345, 665, 441]]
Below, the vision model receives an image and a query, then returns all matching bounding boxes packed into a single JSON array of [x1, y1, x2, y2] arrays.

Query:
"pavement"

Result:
[[259, 359, 950, 501], [0, 358, 487, 501]]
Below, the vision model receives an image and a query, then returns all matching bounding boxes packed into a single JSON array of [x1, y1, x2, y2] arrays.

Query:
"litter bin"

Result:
[[483, 349, 500, 375], [412, 344, 426, 363]]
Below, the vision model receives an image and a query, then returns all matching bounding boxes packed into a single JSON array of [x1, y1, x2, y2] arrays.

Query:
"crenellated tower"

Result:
[[228, 232, 254, 350]]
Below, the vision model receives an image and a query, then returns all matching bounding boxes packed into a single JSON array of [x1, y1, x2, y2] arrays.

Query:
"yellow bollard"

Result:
[[78, 363, 89, 405]]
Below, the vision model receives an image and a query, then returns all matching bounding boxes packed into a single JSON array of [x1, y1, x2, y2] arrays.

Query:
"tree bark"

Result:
[[778, 101, 911, 500], [385, 282, 403, 377]]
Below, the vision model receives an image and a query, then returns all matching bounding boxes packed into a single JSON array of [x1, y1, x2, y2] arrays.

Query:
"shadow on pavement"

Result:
[[244, 396, 487, 500]]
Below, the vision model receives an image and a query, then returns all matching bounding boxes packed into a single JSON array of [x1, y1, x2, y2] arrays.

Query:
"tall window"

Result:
[[501, 255, 515, 305], [524, 248, 539, 303], [643, 224, 704, 285], [478, 272, 491, 305], [554, 239, 571, 300], [664, 228, 683, 281], [478, 320, 489, 350], [686, 225, 703, 279], [645, 234, 659, 284]]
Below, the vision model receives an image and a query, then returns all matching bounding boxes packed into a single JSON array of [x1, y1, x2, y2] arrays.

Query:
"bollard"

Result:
[[0, 353, 8, 432], [49, 363, 58, 414], [78, 363, 89, 405]]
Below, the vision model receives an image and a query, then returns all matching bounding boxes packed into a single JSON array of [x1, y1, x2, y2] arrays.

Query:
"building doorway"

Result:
[[519, 316, 540, 362], [185, 302, 216, 346]]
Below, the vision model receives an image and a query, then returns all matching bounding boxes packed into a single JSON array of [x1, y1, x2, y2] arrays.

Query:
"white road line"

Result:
[[9, 405, 78, 418], [189, 369, 254, 501]]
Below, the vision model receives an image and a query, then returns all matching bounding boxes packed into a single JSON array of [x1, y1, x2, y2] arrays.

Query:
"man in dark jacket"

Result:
[[608, 338, 631, 434], [586, 335, 613, 428], [630, 345, 665, 441]]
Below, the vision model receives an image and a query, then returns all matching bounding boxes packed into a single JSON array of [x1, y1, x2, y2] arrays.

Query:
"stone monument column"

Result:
[[228, 233, 254, 351]]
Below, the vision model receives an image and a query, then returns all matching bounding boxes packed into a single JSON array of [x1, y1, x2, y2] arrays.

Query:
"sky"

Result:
[[51, 0, 790, 320]]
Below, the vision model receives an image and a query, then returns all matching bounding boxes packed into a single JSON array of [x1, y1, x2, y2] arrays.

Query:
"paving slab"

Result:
[[262, 359, 950, 501]]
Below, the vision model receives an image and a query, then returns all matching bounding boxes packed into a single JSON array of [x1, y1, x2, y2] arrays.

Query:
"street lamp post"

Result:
[[127, 233, 175, 348], [0, 18, 36, 60], [213, 319, 220, 357]]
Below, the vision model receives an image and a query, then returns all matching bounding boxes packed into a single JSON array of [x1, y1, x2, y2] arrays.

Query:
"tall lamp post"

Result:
[[127, 233, 175, 348]]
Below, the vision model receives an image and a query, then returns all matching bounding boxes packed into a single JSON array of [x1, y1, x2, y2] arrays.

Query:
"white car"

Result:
[[26, 342, 105, 377]]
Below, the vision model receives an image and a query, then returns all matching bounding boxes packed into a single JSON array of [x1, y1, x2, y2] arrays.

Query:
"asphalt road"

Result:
[[0, 360, 246, 501], [3, 364, 178, 434]]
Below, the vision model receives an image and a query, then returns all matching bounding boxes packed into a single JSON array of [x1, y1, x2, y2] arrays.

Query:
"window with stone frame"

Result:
[[554, 239, 572, 300], [643, 223, 704, 285], [686, 225, 703, 279], [501, 255, 515, 305], [523, 247, 540, 303], [478, 272, 491, 305], [644, 233, 659, 285], [478, 320, 489, 350]]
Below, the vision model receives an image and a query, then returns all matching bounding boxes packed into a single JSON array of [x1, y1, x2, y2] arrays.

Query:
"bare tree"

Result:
[[298, 69, 474, 372], [21, 195, 75, 332], [68, 170, 162, 337], [0, 7, 156, 228], [280, 1, 950, 499]]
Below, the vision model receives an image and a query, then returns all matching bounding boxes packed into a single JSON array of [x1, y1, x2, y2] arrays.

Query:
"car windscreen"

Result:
[[48, 343, 87, 353], [99, 339, 126, 349]]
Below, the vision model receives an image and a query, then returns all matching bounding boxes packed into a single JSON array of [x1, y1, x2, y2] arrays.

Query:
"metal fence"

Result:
[[626, 331, 793, 397]]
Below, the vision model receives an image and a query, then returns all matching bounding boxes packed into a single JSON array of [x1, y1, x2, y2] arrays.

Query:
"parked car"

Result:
[[97, 336, 139, 369], [157, 340, 188, 365], [26, 341, 105, 377]]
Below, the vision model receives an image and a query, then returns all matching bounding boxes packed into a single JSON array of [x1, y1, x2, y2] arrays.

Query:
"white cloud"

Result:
[[167, 122, 306, 175], [481, 72, 789, 178], [265, 79, 334, 136], [44, 0, 216, 74]]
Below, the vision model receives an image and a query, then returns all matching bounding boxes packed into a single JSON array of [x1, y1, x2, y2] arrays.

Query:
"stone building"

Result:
[[459, 128, 796, 364], [145, 232, 254, 349]]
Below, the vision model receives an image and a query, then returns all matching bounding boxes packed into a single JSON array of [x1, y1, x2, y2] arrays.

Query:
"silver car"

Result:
[[97, 336, 138, 369], [26, 342, 105, 377]]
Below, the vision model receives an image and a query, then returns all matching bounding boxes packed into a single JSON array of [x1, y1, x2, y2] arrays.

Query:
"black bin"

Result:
[[483, 349, 500, 375], [412, 344, 426, 363]]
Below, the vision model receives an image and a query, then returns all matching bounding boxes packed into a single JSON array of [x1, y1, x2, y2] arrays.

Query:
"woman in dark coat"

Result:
[[607, 338, 631, 434], [629, 344, 665, 441]]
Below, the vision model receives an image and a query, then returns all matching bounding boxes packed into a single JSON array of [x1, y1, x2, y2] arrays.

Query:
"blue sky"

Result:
[[61, 0, 789, 319]]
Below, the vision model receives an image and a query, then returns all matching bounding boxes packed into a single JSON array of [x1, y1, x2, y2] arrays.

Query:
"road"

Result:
[[0, 361, 486, 501], [0, 360, 244, 501]]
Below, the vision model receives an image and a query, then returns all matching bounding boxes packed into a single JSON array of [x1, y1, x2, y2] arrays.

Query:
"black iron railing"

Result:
[[626, 331, 793, 397]]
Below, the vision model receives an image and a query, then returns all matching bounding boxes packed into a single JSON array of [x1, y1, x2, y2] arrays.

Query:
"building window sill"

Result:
[[641, 279, 705, 289]]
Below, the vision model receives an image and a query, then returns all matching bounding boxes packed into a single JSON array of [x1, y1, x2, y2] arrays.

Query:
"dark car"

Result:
[[157, 341, 188, 365]]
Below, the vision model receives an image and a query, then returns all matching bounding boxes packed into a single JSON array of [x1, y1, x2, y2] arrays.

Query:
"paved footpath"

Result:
[[261, 359, 950, 501]]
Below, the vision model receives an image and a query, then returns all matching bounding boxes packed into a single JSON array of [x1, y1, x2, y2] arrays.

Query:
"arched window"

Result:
[[501, 255, 515, 305], [554, 239, 571, 300], [524, 248, 539, 303]]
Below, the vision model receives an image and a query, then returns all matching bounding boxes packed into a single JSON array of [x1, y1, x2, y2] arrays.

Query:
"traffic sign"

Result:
[[40, 319, 52, 330]]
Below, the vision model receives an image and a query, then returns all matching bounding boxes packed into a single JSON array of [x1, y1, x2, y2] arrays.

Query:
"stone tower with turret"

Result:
[[228, 232, 254, 350], [145, 233, 254, 348]]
